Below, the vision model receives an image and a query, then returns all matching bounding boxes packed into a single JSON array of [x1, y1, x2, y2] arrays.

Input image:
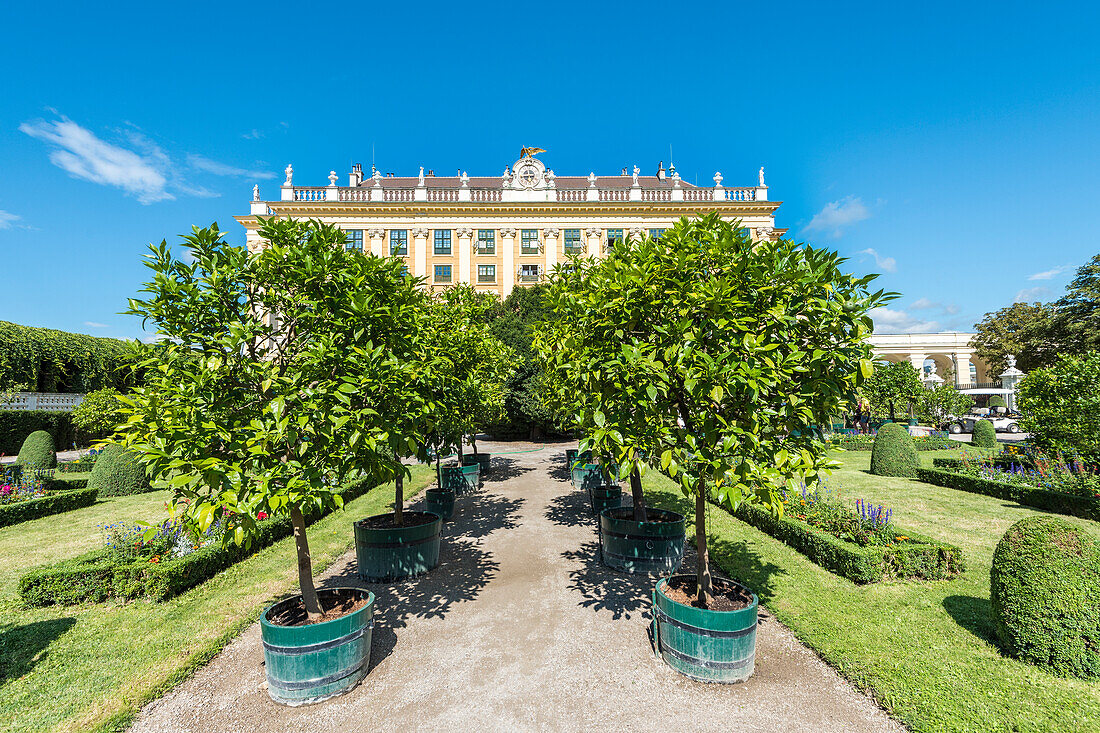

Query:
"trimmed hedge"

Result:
[[20, 474, 380, 606], [933, 455, 1035, 471], [0, 488, 99, 528], [729, 501, 965, 583], [973, 419, 998, 449], [831, 435, 961, 452], [88, 444, 153, 497], [916, 467, 1100, 521], [991, 516, 1100, 678], [48, 473, 91, 491], [0, 410, 79, 456], [17, 430, 56, 470], [870, 423, 920, 478]]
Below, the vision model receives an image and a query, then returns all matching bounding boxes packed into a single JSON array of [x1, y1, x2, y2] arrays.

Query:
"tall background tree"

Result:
[[119, 219, 435, 621], [862, 360, 924, 421], [539, 214, 889, 605], [1016, 351, 1100, 463], [916, 384, 974, 427]]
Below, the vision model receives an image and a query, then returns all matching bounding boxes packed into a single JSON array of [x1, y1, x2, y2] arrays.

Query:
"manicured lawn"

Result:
[[0, 465, 433, 733], [644, 449, 1100, 732]]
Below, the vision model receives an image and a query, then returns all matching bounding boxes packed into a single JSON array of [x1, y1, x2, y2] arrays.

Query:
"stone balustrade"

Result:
[[0, 392, 84, 412], [281, 183, 764, 205]]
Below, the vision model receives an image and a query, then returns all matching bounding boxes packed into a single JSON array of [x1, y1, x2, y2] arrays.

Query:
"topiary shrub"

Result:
[[88, 443, 152, 497], [17, 430, 56, 470], [869, 422, 920, 477], [973, 419, 997, 449], [990, 516, 1100, 678]]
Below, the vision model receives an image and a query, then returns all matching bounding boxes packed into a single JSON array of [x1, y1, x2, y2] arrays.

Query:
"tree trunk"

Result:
[[889, 400, 896, 422], [289, 505, 324, 621], [630, 465, 647, 522], [435, 449, 441, 488], [694, 485, 712, 609], [471, 434, 479, 455], [394, 469, 404, 526]]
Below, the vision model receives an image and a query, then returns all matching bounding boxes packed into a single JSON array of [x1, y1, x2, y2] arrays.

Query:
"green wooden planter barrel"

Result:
[[590, 484, 622, 515], [354, 512, 442, 582], [565, 449, 578, 470], [572, 463, 602, 490], [462, 453, 491, 475], [424, 487, 455, 521], [261, 587, 374, 705], [599, 507, 685, 574], [459, 463, 480, 494], [439, 465, 466, 493], [653, 575, 758, 683]]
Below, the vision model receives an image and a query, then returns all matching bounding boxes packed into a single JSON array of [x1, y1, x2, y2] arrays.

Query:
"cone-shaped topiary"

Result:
[[973, 419, 997, 449], [17, 430, 57, 471], [88, 443, 152, 497], [991, 516, 1100, 678], [869, 422, 920, 477]]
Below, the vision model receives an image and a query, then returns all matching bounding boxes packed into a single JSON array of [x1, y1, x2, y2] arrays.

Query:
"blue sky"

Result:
[[1, 1, 1097, 341]]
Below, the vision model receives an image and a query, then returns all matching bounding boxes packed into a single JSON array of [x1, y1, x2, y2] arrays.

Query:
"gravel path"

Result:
[[131, 441, 903, 733]]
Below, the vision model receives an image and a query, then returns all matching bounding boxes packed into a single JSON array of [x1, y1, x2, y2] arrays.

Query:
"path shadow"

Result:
[[483, 457, 532, 483], [545, 490, 596, 528], [547, 462, 572, 483], [0, 617, 77, 684], [943, 594, 1000, 647], [323, 539, 500, 671], [561, 540, 653, 620], [450, 491, 525, 540]]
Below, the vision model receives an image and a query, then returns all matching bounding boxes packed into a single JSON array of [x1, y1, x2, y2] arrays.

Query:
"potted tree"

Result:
[[545, 215, 886, 681], [119, 219, 432, 704]]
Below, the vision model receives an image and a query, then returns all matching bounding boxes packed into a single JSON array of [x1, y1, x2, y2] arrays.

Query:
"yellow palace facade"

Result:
[[236, 150, 784, 298]]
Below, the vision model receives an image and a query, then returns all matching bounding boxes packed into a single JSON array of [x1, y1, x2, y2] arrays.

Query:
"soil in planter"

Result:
[[664, 575, 753, 612], [267, 588, 370, 627], [357, 511, 438, 529], [606, 507, 676, 523]]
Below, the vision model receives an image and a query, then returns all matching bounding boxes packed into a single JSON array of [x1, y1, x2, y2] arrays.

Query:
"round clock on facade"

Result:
[[518, 164, 539, 188]]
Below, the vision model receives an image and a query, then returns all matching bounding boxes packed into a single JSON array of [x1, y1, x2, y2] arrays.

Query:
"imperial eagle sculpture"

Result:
[[520, 146, 546, 158]]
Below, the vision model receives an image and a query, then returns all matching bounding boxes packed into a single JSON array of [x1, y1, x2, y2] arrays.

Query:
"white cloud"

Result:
[[83, 321, 108, 328], [909, 298, 959, 315], [187, 154, 275, 180], [869, 307, 941, 334], [1014, 286, 1050, 303], [857, 247, 897, 273], [1028, 265, 1070, 281], [0, 210, 20, 229], [242, 129, 264, 140], [910, 297, 936, 309], [20, 116, 172, 203], [804, 196, 871, 237]]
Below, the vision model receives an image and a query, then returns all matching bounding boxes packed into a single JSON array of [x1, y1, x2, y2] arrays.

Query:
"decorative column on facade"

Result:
[[456, 227, 474, 284], [500, 227, 517, 296], [629, 226, 645, 242], [411, 228, 429, 279], [543, 227, 560, 272], [951, 352, 974, 387], [367, 228, 386, 257], [585, 227, 603, 258], [907, 353, 928, 373]]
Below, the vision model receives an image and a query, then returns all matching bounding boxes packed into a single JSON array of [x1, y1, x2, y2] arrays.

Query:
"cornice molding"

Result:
[[242, 200, 782, 220]]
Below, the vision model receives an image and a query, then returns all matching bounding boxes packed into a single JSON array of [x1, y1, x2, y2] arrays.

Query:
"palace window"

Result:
[[434, 264, 452, 283], [390, 229, 408, 256], [476, 229, 496, 255], [606, 229, 624, 247], [477, 265, 496, 283], [344, 229, 363, 251], [520, 229, 540, 255], [519, 264, 540, 282], [563, 229, 582, 252], [648, 228, 667, 241], [434, 229, 452, 255]]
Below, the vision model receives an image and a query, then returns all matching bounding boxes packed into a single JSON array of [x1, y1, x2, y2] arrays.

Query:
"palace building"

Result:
[[236, 150, 784, 298]]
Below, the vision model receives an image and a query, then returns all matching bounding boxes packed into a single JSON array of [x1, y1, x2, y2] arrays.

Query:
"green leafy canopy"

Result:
[[537, 213, 892, 513]]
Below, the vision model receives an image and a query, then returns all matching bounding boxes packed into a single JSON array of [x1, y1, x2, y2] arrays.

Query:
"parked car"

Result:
[[946, 411, 1022, 435]]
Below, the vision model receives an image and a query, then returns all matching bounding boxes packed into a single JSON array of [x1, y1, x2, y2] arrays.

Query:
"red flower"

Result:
[[257, 511, 269, 521]]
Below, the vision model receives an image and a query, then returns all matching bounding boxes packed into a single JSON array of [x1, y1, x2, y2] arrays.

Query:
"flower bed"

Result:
[[0, 468, 100, 527], [19, 474, 380, 606], [917, 467, 1100, 521], [721, 483, 964, 583], [828, 431, 958, 451]]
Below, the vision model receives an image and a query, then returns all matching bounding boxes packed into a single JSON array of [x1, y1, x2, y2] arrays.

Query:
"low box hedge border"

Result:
[[0, 487, 99, 528], [831, 438, 961, 452], [917, 467, 1100, 521], [20, 475, 382, 607], [725, 500, 965, 584], [932, 456, 1034, 471], [48, 473, 91, 491]]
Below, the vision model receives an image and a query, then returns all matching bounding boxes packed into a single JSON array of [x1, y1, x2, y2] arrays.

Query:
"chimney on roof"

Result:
[[656, 161, 666, 180], [621, 167, 628, 175], [350, 163, 363, 187], [428, 169, 435, 177]]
